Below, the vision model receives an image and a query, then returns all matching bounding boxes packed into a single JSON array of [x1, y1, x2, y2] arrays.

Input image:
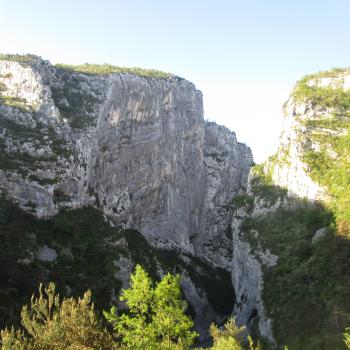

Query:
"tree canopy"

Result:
[[104, 264, 197, 349]]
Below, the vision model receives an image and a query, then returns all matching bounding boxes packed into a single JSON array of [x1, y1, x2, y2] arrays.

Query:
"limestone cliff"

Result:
[[0, 54, 253, 341], [0, 55, 253, 268]]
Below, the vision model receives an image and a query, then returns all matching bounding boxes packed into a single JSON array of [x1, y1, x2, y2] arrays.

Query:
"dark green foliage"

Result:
[[0, 197, 124, 330], [231, 194, 254, 213], [249, 166, 287, 208], [0, 197, 234, 342], [239, 179, 350, 349]]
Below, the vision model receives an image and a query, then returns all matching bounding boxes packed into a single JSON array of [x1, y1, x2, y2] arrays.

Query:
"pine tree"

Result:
[[104, 265, 197, 349]]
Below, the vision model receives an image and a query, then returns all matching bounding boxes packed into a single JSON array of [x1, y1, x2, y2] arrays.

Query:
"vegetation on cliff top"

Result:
[[0, 54, 37, 65], [0, 53, 176, 80], [55, 62, 173, 79]]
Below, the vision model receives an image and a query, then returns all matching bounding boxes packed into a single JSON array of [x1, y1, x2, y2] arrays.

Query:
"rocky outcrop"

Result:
[[0, 55, 253, 268], [268, 100, 326, 201], [267, 73, 350, 202]]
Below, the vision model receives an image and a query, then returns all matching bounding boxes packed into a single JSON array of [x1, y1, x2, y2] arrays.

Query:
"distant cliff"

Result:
[[231, 68, 350, 349]]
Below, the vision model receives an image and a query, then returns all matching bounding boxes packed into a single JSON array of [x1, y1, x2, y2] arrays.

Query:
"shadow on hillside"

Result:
[[232, 176, 350, 350]]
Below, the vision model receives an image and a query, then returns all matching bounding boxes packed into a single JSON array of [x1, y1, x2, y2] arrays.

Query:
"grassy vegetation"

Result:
[[292, 76, 350, 111], [0, 80, 29, 111], [0, 95, 29, 111], [0, 53, 175, 80], [229, 69, 350, 349], [0, 137, 53, 177], [299, 67, 350, 81], [56, 62, 172, 79], [231, 193, 255, 213]]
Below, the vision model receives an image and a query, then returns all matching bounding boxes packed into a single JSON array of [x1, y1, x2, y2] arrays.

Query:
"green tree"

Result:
[[153, 273, 196, 349], [1, 282, 116, 350], [104, 265, 197, 349], [104, 265, 157, 349]]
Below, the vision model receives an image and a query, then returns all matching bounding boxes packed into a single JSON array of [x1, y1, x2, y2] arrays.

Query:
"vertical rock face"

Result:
[[87, 73, 206, 255], [199, 123, 253, 268], [0, 55, 253, 268], [269, 100, 327, 201]]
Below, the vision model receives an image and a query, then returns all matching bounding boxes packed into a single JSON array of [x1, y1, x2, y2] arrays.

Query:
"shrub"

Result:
[[210, 318, 261, 350], [0, 282, 116, 349]]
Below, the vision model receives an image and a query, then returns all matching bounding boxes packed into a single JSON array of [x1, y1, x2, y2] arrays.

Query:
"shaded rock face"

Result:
[[231, 194, 279, 345], [0, 56, 253, 268], [199, 123, 253, 268]]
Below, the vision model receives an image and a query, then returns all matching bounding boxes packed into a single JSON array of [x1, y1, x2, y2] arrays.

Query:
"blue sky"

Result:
[[1, 0, 350, 161]]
